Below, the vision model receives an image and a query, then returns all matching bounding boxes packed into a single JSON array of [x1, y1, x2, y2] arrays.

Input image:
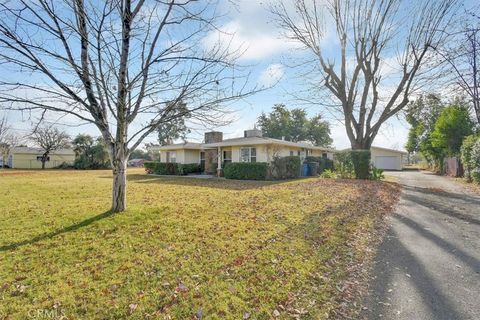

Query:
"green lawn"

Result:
[[0, 169, 399, 319]]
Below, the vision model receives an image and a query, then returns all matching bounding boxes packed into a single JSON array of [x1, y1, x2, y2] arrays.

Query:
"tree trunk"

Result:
[[111, 157, 127, 212], [41, 160, 46, 169], [351, 139, 372, 179]]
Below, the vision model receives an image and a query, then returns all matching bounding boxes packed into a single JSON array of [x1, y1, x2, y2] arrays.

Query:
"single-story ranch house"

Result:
[[150, 129, 335, 175], [3, 147, 75, 169]]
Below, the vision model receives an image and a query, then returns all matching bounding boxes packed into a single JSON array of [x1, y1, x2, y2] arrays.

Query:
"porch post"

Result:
[[217, 147, 223, 177]]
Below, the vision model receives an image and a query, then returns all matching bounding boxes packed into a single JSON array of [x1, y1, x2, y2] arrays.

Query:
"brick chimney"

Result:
[[244, 129, 263, 138], [204, 131, 223, 143]]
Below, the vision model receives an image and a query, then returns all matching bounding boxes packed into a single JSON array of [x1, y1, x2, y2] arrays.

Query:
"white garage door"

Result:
[[375, 156, 399, 170]]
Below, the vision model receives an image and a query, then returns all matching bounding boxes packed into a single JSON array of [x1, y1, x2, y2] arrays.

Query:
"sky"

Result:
[[2, 0, 476, 151]]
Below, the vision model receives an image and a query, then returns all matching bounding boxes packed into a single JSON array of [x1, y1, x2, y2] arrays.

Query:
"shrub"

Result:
[[333, 151, 355, 179], [333, 150, 371, 179], [270, 156, 301, 180], [144, 161, 156, 174], [55, 162, 74, 169], [224, 162, 268, 180], [177, 163, 201, 175], [305, 156, 334, 173], [144, 162, 200, 175], [370, 167, 385, 180], [461, 134, 480, 182], [320, 169, 336, 179], [350, 150, 371, 179], [471, 139, 480, 184]]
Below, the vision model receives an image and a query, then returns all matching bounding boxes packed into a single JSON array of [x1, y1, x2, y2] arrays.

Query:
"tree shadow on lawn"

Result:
[[0, 210, 114, 252], [126, 174, 299, 191]]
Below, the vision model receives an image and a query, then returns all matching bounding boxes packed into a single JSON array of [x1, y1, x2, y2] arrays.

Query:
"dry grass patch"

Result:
[[0, 169, 399, 319]]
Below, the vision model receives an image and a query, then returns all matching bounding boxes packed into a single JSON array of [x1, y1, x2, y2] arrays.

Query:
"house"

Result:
[[7, 147, 75, 169], [149, 129, 335, 175], [128, 158, 145, 167], [342, 146, 407, 171]]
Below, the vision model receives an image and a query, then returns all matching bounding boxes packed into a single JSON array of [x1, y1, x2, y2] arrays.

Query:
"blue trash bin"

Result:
[[302, 163, 309, 176]]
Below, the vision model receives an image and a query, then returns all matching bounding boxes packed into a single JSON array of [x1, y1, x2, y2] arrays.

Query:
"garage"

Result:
[[371, 147, 407, 171], [375, 156, 400, 170]]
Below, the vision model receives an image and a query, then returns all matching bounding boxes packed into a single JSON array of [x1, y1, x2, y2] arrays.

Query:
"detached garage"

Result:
[[370, 146, 407, 171]]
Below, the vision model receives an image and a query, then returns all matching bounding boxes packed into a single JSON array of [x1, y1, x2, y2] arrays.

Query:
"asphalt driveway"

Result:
[[363, 170, 480, 320]]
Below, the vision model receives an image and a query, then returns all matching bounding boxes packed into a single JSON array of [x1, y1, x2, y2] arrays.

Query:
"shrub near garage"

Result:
[[224, 162, 268, 180], [270, 156, 301, 179]]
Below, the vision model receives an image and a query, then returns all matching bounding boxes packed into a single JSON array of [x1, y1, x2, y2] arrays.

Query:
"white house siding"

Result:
[[370, 148, 404, 171], [184, 150, 201, 164], [160, 149, 185, 163]]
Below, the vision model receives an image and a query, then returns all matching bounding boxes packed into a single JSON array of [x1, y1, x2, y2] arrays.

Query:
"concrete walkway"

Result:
[[364, 171, 480, 320]]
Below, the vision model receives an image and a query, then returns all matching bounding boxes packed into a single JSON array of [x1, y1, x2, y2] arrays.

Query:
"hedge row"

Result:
[[144, 162, 201, 175], [223, 162, 268, 180]]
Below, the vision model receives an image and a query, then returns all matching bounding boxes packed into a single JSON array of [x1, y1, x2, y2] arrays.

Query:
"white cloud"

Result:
[[258, 64, 285, 87], [202, 1, 301, 61]]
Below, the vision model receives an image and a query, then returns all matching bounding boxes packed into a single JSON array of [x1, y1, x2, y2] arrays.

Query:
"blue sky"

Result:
[[3, 0, 476, 151]]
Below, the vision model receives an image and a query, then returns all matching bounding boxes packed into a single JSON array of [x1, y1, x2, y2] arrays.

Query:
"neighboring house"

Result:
[[342, 146, 407, 171], [149, 129, 335, 175], [128, 158, 145, 167], [8, 147, 75, 169]]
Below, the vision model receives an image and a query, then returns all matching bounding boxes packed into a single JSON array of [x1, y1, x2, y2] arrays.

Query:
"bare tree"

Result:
[[0, 117, 19, 168], [270, 0, 458, 175], [439, 11, 480, 124], [0, 1, 256, 211], [30, 126, 70, 169], [0, 117, 10, 167]]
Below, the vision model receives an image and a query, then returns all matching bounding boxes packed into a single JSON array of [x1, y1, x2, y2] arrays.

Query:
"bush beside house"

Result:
[[144, 162, 201, 176], [270, 156, 301, 180], [305, 156, 334, 173], [224, 162, 268, 180]]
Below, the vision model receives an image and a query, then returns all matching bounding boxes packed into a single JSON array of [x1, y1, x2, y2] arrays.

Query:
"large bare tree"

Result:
[[439, 9, 480, 124], [30, 126, 70, 169], [270, 0, 459, 155], [0, 1, 255, 211]]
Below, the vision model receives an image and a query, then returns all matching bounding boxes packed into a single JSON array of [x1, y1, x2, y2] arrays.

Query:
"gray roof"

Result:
[[11, 147, 75, 155], [152, 142, 203, 151], [152, 136, 335, 152], [341, 146, 407, 155]]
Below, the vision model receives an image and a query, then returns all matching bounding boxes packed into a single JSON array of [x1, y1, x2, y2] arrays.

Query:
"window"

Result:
[[200, 151, 205, 169], [166, 151, 176, 163], [297, 150, 301, 156], [36, 156, 50, 162], [223, 150, 232, 164], [289, 151, 294, 156], [322, 153, 328, 159], [240, 147, 256, 162]]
